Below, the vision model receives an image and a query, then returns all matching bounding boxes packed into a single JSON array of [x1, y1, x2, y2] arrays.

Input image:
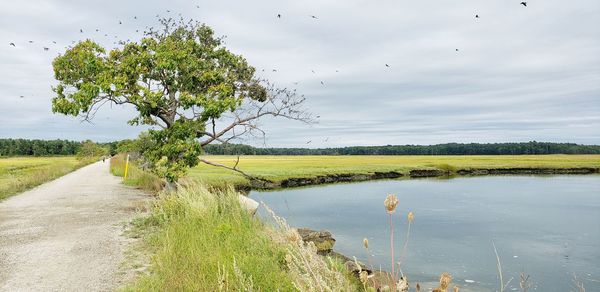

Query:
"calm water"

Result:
[[250, 176, 600, 291]]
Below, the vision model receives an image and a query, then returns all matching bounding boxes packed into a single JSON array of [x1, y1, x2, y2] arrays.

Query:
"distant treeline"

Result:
[[0, 139, 118, 157], [0, 139, 82, 156], [204, 142, 600, 155], [3, 139, 600, 157]]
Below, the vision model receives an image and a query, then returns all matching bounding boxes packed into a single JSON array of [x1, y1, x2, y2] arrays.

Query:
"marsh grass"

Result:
[[190, 155, 600, 188], [0, 156, 94, 200], [111, 155, 598, 291]]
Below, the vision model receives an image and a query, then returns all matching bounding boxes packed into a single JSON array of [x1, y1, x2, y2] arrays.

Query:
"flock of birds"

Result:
[[7, 1, 529, 144]]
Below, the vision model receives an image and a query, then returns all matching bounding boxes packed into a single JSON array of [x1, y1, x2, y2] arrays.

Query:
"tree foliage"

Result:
[[76, 140, 108, 159], [0, 139, 81, 156], [51, 18, 309, 182]]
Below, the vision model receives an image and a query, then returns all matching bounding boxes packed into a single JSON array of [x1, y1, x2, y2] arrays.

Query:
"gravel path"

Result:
[[0, 161, 149, 291]]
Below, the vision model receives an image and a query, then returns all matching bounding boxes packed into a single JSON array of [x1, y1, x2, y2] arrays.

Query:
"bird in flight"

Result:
[[28, 40, 33, 43], [475, 14, 480, 18], [80, 29, 83, 33], [309, 15, 318, 19], [455, 48, 459, 52], [43, 47, 49, 51], [320, 81, 325, 85], [306, 140, 312, 144], [52, 41, 56, 44], [96, 28, 99, 32], [520, 2, 527, 6], [134, 16, 137, 19], [385, 64, 390, 68], [19, 95, 24, 98], [277, 14, 281, 18], [272, 69, 278, 72], [119, 21, 122, 24], [9, 42, 15, 47], [311, 70, 316, 73]]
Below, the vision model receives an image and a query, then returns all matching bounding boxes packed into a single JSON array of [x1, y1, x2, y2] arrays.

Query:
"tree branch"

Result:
[[199, 157, 268, 182], [199, 83, 314, 146]]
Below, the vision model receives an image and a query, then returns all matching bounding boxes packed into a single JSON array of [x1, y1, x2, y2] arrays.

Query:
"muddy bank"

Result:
[[457, 167, 599, 176], [280, 171, 403, 188], [238, 167, 599, 192]]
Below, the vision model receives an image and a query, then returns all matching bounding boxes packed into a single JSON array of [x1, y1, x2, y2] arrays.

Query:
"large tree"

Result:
[[52, 18, 310, 183]]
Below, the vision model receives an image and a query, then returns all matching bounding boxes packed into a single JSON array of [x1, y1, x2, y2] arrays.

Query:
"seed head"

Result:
[[286, 230, 301, 243], [363, 238, 369, 249], [439, 272, 452, 290], [398, 277, 409, 291], [384, 194, 399, 214], [408, 211, 414, 222], [359, 270, 368, 284]]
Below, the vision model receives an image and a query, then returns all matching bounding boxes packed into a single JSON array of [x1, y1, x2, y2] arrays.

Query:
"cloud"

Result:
[[0, 0, 598, 146]]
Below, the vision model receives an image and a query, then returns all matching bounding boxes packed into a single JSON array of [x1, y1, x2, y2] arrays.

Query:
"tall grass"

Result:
[[110, 154, 163, 194], [111, 155, 358, 291], [360, 194, 459, 292], [0, 156, 94, 200], [123, 183, 358, 291], [263, 204, 357, 291]]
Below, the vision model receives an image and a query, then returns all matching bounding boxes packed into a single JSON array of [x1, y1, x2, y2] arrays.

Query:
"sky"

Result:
[[0, 0, 599, 147]]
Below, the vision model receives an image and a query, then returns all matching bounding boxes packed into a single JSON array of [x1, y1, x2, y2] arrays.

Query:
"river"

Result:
[[251, 175, 600, 291]]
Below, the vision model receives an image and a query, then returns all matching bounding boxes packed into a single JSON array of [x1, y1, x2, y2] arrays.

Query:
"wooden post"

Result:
[[124, 154, 130, 180]]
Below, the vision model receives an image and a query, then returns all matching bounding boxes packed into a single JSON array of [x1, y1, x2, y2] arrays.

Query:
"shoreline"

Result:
[[238, 166, 600, 192]]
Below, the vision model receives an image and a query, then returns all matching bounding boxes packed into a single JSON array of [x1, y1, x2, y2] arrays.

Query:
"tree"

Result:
[[51, 18, 310, 183], [77, 140, 108, 159]]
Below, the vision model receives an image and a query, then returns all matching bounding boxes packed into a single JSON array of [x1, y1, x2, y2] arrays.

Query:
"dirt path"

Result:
[[0, 161, 149, 291]]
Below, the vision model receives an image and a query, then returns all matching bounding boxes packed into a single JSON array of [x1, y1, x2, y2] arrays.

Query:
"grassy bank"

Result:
[[111, 156, 358, 291], [190, 154, 600, 188], [0, 156, 94, 200], [110, 154, 163, 193]]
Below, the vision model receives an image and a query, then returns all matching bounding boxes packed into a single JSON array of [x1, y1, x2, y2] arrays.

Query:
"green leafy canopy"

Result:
[[51, 18, 307, 182]]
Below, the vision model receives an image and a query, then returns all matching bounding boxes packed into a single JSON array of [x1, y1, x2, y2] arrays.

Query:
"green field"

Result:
[[0, 156, 92, 200], [189, 155, 600, 188]]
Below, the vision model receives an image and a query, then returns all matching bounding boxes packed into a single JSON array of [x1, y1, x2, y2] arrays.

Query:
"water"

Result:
[[250, 176, 600, 291]]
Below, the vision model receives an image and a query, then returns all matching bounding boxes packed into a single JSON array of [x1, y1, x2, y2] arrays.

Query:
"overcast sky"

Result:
[[0, 0, 598, 147]]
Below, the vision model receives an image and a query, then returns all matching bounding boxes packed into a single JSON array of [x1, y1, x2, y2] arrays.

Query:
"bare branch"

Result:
[[199, 83, 314, 146], [199, 157, 268, 182]]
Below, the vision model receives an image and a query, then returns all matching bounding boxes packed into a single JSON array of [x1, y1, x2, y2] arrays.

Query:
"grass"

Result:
[[110, 154, 163, 194], [122, 185, 298, 291], [190, 154, 600, 188], [0, 156, 94, 200], [112, 154, 599, 291], [112, 157, 359, 291]]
